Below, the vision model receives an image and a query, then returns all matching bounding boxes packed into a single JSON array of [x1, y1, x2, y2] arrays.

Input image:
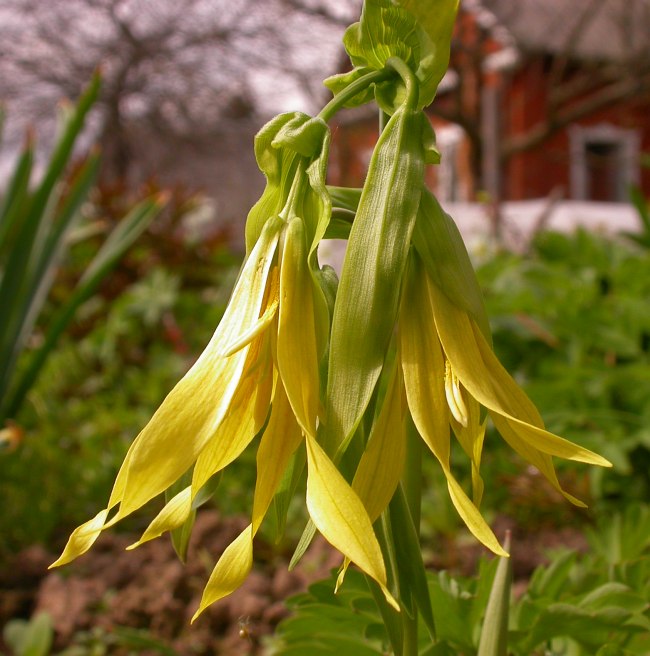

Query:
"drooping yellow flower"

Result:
[[393, 192, 611, 553], [51, 112, 397, 617]]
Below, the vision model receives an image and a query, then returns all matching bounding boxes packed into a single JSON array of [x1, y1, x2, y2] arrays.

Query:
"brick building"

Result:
[[330, 0, 650, 205]]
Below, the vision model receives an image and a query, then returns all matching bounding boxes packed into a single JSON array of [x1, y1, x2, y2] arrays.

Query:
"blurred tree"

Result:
[[0, 0, 356, 183]]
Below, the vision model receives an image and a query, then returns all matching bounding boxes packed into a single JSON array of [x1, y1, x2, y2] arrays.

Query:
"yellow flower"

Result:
[[394, 193, 612, 554], [52, 114, 397, 616]]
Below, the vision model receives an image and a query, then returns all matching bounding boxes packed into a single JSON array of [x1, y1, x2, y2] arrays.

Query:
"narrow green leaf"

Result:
[[389, 484, 437, 642], [169, 508, 196, 564], [0, 137, 34, 256], [412, 190, 491, 340], [289, 519, 318, 571], [0, 75, 100, 413], [477, 533, 512, 656], [1, 197, 163, 420], [324, 101, 426, 455], [268, 443, 306, 544], [27, 152, 100, 306]]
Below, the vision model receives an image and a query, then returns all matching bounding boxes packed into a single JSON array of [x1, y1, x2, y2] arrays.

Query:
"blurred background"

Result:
[[1, 1, 649, 654]]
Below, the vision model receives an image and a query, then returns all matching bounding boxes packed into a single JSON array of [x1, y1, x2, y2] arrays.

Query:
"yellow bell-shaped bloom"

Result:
[[395, 244, 612, 555], [52, 125, 397, 616]]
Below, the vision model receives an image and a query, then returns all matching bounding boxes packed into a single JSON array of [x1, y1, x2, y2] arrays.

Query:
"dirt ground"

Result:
[[0, 510, 587, 655]]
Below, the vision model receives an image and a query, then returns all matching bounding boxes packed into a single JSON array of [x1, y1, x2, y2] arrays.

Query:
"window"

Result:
[[569, 124, 640, 202]]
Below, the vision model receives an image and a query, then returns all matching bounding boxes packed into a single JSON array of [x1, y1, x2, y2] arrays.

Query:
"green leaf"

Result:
[[526, 550, 577, 601], [389, 485, 437, 641], [324, 102, 426, 455], [268, 443, 306, 544], [3, 614, 53, 656], [111, 626, 178, 655], [412, 190, 491, 340], [477, 534, 512, 656], [517, 603, 643, 652], [428, 572, 476, 650], [323, 68, 377, 110], [578, 582, 647, 614], [1, 196, 163, 421], [0, 74, 101, 420], [339, 0, 459, 111], [288, 519, 318, 571], [245, 113, 301, 252], [0, 138, 34, 260], [343, 1, 420, 72], [394, 0, 460, 108]]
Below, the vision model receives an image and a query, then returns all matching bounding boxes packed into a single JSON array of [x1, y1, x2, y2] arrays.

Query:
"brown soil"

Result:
[[0, 511, 340, 655], [0, 510, 588, 655]]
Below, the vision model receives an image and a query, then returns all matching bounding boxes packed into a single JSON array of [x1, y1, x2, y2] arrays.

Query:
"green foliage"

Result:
[[0, 73, 163, 429], [0, 253, 242, 554], [509, 504, 650, 655], [622, 186, 650, 249], [326, 0, 458, 111], [2, 614, 179, 656], [3, 614, 53, 656], [270, 507, 650, 655], [58, 626, 178, 656]]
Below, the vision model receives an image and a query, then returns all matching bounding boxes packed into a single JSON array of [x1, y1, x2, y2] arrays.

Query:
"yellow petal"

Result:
[[429, 279, 611, 468], [445, 471, 507, 556], [252, 379, 303, 534], [50, 509, 110, 567], [192, 524, 254, 621], [451, 395, 485, 507], [219, 267, 280, 357], [399, 258, 501, 553], [399, 255, 449, 466], [305, 434, 398, 610], [106, 220, 282, 524], [191, 367, 260, 494], [352, 364, 406, 523], [277, 217, 320, 437], [126, 486, 193, 550], [491, 414, 586, 507]]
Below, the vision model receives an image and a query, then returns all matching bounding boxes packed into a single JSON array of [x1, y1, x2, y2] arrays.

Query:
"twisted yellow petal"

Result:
[[305, 433, 398, 610], [252, 379, 304, 533], [126, 487, 192, 550], [427, 276, 610, 509], [277, 217, 321, 437], [49, 510, 109, 568], [192, 524, 254, 622], [51, 219, 282, 567], [399, 256, 504, 555]]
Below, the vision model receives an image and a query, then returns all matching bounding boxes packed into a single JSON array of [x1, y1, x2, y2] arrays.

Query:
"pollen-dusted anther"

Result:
[[444, 360, 468, 427]]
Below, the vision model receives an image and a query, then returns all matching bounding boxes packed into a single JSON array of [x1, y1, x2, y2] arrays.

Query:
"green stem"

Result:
[[385, 57, 418, 109], [402, 612, 419, 656], [400, 419, 423, 656], [317, 68, 393, 123], [404, 415, 423, 533]]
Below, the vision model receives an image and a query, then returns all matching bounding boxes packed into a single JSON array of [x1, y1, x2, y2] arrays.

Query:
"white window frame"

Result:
[[569, 123, 640, 201]]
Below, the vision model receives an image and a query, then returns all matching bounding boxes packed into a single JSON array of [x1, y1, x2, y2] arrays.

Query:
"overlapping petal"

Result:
[[193, 379, 303, 619], [277, 217, 321, 437], [306, 432, 399, 610], [399, 254, 505, 555], [51, 219, 282, 567], [428, 278, 612, 471]]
